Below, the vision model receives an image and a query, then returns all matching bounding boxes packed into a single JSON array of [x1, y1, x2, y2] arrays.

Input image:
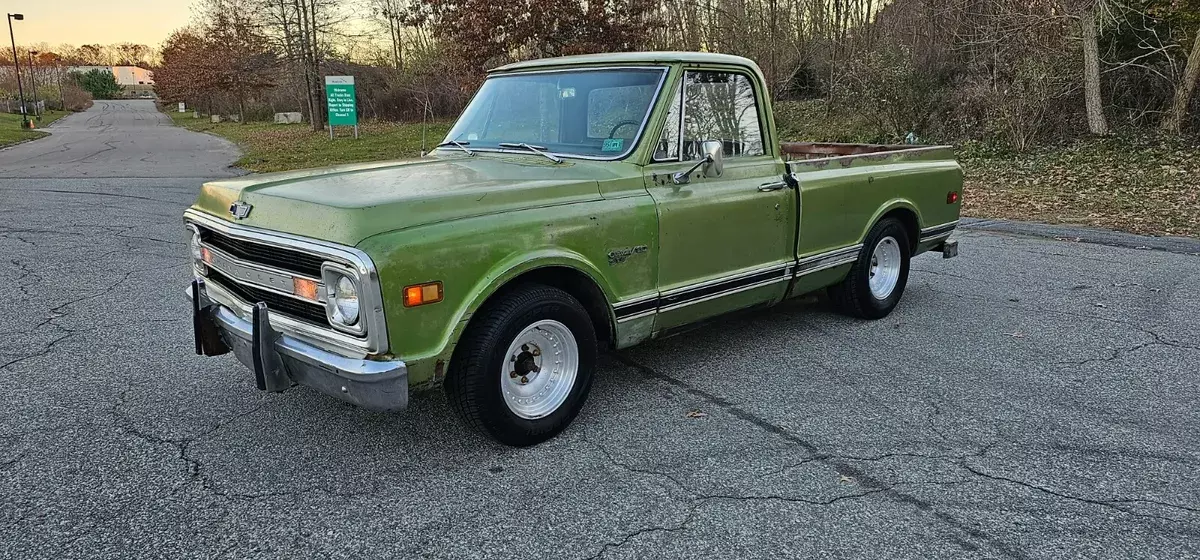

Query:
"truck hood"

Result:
[[191, 154, 619, 246]]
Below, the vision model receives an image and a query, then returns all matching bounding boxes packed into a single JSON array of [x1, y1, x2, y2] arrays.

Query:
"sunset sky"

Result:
[[8, 0, 193, 48]]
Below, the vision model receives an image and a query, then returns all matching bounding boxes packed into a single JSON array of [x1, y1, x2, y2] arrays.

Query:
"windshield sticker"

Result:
[[602, 138, 624, 152]]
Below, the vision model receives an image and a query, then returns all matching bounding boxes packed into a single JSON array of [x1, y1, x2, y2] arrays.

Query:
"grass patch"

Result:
[[167, 111, 452, 173], [0, 110, 73, 148], [961, 134, 1200, 237]]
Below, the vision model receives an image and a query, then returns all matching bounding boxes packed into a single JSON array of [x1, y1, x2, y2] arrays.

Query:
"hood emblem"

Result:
[[229, 201, 253, 220]]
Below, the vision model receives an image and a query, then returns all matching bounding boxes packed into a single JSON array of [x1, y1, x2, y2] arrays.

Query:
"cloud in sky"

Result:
[[9, 0, 192, 47]]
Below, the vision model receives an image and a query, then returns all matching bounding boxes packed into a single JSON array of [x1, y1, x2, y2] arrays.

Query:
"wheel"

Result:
[[445, 284, 597, 446], [829, 218, 911, 319]]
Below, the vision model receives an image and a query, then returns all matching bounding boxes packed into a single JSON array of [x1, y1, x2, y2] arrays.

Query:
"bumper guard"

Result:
[[190, 279, 408, 411]]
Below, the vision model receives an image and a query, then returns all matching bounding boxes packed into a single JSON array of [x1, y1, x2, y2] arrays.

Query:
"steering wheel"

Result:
[[608, 120, 641, 138]]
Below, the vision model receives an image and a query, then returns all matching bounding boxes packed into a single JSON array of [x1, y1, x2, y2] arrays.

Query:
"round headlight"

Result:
[[333, 275, 360, 325]]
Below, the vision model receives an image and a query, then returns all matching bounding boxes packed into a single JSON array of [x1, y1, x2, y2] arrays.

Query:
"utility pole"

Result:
[[55, 55, 65, 110], [6, 13, 28, 127], [28, 50, 39, 117]]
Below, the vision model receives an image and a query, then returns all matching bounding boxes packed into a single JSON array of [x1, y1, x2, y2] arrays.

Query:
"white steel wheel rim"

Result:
[[868, 236, 902, 299], [500, 319, 579, 420]]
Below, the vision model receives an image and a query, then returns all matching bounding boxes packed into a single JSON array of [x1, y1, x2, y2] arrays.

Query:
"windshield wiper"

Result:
[[434, 140, 474, 156], [498, 142, 563, 163]]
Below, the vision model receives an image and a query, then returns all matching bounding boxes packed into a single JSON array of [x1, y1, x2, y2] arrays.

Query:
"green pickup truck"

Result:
[[186, 52, 961, 446]]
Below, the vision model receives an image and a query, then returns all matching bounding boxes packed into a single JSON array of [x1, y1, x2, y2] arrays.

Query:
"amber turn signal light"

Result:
[[201, 247, 213, 264], [404, 282, 444, 307], [293, 277, 320, 302]]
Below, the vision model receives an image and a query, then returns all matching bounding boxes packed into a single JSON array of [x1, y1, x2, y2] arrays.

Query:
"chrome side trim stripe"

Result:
[[921, 220, 960, 234], [612, 262, 793, 323], [657, 274, 790, 313], [795, 244, 862, 276], [919, 220, 959, 243], [611, 244, 868, 323]]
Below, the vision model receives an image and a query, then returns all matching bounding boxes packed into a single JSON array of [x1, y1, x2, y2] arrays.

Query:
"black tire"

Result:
[[445, 283, 597, 447], [829, 218, 912, 319]]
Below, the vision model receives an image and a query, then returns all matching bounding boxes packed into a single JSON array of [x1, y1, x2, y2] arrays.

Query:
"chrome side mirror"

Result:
[[701, 140, 723, 177], [672, 141, 725, 185]]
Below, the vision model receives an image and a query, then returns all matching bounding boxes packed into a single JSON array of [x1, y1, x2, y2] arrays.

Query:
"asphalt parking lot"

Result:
[[2, 100, 1198, 559]]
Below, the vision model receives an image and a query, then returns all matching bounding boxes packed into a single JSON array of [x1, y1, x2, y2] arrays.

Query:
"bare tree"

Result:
[[1163, 27, 1200, 133], [1079, 2, 1110, 134]]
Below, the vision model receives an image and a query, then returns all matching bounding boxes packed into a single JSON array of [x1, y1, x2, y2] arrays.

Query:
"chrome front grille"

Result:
[[199, 225, 325, 278], [205, 267, 328, 326], [185, 209, 389, 355]]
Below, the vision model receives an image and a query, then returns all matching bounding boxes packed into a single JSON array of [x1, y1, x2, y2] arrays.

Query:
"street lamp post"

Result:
[[28, 50, 38, 117], [6, 13, 28, 127]]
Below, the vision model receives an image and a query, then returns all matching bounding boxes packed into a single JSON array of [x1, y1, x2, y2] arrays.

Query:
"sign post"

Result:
[[324, 76, 358, 139]]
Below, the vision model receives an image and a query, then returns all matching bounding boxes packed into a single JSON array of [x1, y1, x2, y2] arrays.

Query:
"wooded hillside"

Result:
[[150, 0, 1200, 149]]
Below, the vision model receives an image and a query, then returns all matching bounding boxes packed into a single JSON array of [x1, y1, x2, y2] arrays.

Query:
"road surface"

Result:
[[1, 100, 1198, 559]]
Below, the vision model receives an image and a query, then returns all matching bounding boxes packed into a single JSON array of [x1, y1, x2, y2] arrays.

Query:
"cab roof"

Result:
[[490, 51, 760, 73]]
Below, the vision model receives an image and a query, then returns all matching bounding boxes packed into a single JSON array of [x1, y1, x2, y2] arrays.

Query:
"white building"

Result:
[[66, 66, 154, 86], [65, 65, 155, 98]]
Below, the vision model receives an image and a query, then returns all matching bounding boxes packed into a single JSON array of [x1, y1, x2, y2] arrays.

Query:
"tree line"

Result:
[[0, 43, 144, 112], [152, 0, 1200, 148]]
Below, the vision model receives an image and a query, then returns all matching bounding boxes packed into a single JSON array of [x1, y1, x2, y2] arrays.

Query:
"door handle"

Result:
[[758, 181, 787, 192]]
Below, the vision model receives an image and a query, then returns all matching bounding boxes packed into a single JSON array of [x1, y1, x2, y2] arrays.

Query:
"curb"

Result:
[[961, 218, 1200, 256], [0, 131, 50, 152]]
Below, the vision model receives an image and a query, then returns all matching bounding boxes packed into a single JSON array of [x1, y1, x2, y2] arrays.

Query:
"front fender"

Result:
[[356, 196, 657, 388], [456, 249, 617, 323]]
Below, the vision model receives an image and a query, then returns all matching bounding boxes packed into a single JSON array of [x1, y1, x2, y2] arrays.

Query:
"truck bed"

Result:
[[780, 141, 939, 160]]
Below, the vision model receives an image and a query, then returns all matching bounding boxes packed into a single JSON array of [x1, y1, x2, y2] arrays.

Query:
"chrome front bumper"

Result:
[[190, 279, 408, 412]]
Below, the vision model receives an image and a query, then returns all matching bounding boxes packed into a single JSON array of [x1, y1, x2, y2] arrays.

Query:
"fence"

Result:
[[2, 99, 51, 114]]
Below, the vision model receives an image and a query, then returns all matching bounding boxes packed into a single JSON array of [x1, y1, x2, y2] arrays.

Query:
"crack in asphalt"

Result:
[[0, 450, 29, 471], [1057, 328, 1200, 366], [109, 387, 268, 501], [605, 355, 1028, 558], [583, 423, 981, 560], [925, 286, 1197, 340], [10, 188, 182, 205], [0, 263, 188, 370], [609, 353, 1200, 558], [108, 389, 378, 504], [959, 461, 1200, 522], [1, 263, 186, 337], [582, 505, 700, 560]]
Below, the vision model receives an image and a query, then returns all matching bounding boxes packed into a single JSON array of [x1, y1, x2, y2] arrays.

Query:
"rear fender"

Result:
[[860, 198, 924, 248]]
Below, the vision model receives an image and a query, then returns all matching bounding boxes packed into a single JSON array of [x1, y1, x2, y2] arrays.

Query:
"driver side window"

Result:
[[654, 71, 765, 161], [682, 71, 764, 159]]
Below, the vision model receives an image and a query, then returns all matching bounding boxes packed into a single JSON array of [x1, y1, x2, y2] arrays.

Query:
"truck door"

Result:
[[643, 69, 796, 332]]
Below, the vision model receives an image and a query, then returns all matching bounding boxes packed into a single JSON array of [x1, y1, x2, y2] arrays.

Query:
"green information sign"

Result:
[[325, 75, 358, 138]]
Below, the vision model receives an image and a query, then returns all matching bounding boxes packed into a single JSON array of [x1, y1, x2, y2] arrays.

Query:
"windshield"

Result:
[[441, 68, 666, 159]]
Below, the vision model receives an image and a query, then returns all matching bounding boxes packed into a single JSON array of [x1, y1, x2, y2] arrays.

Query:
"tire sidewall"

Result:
[[477, 293, 597, 444], [856, 220, 911, 316]]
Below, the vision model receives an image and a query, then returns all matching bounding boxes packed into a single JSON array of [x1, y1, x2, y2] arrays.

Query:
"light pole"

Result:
[[28, 50, 38, 117], [6, 13, 28, 127]]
